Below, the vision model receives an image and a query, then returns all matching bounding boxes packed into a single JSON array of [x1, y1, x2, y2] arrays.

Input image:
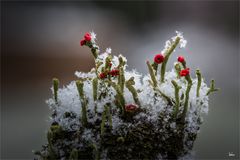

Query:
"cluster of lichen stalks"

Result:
[[35, 33, 219, 160]]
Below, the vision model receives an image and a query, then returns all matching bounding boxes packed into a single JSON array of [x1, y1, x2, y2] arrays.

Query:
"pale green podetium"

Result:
[[160, 36, 180, 83], [101, 104, 112, 136], [117, 56, 126, 93], [107, 80, 126, 115], [53, 78, 59, 104], [47, 130, 57, 159], [91, 46, 99, 59], [100, 105, 108, 136], [147, 60, 172, 105], [174, 62, 181, 78], [119, 67, 125, 93], [69, 148, 78, 160], [76, 80, 88, 127], [91, 143, 100, 160], [152, 62, 158, 76], [92, 77, 98, 101], [206, 79, 220, 95], [196, 69, 202, 97], [181, 74, 192, 123], [125, 77, 141, 107], [92, 77, 98, 113], [146, 60, 158, 88], [171, 80, 181, 119], [106, 104, 112, 130]]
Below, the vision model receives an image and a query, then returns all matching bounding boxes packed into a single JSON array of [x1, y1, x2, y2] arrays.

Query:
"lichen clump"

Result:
[[35, 31, 218, 160]]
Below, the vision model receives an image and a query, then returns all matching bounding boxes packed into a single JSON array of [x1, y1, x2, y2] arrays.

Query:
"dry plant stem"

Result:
[[171, 80, 181, 119], [161, 37, 180, 83], [53, 78, 59, 104], [76, 80, 88, 127]]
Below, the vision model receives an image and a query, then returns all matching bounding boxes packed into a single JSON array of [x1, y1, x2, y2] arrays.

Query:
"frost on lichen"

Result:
[[35, 31, 218, 160]]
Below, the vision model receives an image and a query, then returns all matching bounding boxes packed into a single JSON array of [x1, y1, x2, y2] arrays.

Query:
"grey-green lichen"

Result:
[[36, 31, 218, 160]]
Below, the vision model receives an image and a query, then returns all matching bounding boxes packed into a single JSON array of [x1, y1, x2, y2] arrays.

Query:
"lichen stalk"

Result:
[[47, 130, 57, 159], [181, 75, 192, 123], [125, 77, 141, 107], [206, 79, 219, 95], [174, 63, 181, 78], [119, 67, 125, 93], [105, 55, 112, 78], [92, 143, 100, 160], [107, 81, 126, 115], [53, 78, 59, 104], [76, 80, 88, 127], [69, 148, 78, 160], [91, 47, 99, 59], [155, 88, 172, 105], [106, 104, 112, 130], [92, 77, 98, 113], [161, 36, 180, 82], [152, 62, 158, 76], [171, 80, 181, 119], [196, 69, 202, 97], [92, 77, 98, 101], [147, 60, 157, 88], [147, 61, 172, 104], [100, 105, 108, 136]]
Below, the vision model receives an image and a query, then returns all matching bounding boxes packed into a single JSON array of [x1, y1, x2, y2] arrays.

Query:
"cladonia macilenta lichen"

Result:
[[34, 31, 219, 160]]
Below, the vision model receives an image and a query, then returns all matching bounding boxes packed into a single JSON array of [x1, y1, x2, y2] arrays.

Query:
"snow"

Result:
[[44, 31, 211, 159], [47, 67, 210, 132], [90, 31, 97, 43]]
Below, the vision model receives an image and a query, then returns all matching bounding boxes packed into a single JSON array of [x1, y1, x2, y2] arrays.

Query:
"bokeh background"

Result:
[[1, 1, 239, 159]]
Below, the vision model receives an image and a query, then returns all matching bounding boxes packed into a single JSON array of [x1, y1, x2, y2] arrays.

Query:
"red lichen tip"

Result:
[[125, 104, 138, 112], [80, 39, 86, 46], [109, 69, 119, 76], [99, 72, 107, 79], [177, 56, 185, 63], [84, 32, 91, 41], [154, 54, 165, 64], [180, 68, 190, 77]]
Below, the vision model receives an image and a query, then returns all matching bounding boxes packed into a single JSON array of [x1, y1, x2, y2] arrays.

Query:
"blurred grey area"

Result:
[[1, 1, 239, 159]]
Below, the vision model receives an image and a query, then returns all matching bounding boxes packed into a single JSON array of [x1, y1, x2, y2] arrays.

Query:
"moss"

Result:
[[36, 108, 200, 160]]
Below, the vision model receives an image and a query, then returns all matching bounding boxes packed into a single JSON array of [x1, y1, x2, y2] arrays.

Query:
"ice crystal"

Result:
[[35, 31, 218, 160]]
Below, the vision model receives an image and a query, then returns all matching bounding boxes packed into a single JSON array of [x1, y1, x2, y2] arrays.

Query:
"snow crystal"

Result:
[[44, 31, 212, 159], [176, 31, 187, 48], [105, 48, 112, 54], [75, 71, 95, 79], [90, 31, 97, 43]]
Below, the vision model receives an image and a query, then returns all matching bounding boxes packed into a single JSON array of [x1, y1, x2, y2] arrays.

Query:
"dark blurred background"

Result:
[[1, 1, 239, 159]]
